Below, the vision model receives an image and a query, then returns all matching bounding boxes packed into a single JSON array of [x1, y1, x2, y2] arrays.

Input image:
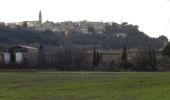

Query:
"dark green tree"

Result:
[[10, 48, 16, 64], [152, 48, 157, 70], [93, 48, 97, 66], [148, 46, 152, 65], [93, 48, 101, 66], [39, 44, 45, 68], [122, 43, 127, 65], [88, 26, 95, 34], [96, 50, 102, 66], [43, 29, 53, 35], [23, 22, 28, 28], [147, 46, 157, 70], [104, 24, 113, 34], [162, 42, 170, 57]]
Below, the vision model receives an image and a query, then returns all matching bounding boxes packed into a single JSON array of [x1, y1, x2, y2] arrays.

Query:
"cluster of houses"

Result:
[[6, 20, 107, 34], [0, 11, 127, 38]]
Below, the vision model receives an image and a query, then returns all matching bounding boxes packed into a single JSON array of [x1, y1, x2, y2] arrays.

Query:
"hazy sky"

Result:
[[0, 0, 170, 39]]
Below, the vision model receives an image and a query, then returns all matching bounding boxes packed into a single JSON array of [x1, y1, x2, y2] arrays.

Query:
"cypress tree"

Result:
[[93, 48, 101, 66], [10, 48, 16, 64], [39, 44, 45, 68], [152, 48, 157, 70], [93, 48, 97, 66], [96, 51, 100, 66], [122, 43, 127, 65], [148, 46, 152, 66]]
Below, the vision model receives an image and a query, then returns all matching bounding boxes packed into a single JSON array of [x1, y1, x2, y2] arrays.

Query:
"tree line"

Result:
[[1, 43, 170, 71]]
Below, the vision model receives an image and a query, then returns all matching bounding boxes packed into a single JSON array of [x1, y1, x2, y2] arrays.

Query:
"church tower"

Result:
[[39, 10, 42, 24]]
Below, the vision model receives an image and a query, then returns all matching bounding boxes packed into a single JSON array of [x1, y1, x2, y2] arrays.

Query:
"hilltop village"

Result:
[[0, 11, 127, 38], [0, 11, 169, 71]]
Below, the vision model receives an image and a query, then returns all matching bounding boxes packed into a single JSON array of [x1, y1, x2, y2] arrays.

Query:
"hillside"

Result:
[[0, 22, 168, 49]]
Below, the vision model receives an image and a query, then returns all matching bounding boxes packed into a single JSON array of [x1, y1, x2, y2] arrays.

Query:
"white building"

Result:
[[91, 22, 105, 34], [26, 21, 41, 28], [2, 45, 38, 64], [114, 33, 127, 38], [6, 23, 18, 29], [79, 21, 89, 34]]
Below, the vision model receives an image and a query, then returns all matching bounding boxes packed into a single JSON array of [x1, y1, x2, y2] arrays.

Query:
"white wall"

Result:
[[15, 52, 23, 64], [3, 52, 10, 64]]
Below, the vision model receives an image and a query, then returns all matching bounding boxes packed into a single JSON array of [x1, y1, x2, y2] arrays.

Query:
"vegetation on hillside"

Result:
[[0, 22, 168, 49], [0, 22, 169, 71]]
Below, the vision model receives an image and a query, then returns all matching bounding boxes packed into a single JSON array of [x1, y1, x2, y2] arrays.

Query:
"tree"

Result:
[[93, 48, 101, 67], [43, 29, 53, 35], [23, 22, 28, 28], [162, 42, 170, 57], [88, 26, 95, 34], [96, 50, 102, 66], [10, 48, 16, 64], [151, 48, 157, 70], [104, 24, 113, 34], [111, 22, 119, 33], [148, 46, 157, 70], [39, 44, 45, 68], [134, 47, 157, 71], [93, 48, 97, 66], [122, 43, 127, 65], [148, 46, 152, 65]]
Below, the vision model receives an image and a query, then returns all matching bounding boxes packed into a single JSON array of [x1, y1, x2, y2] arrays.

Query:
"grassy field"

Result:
[[0, 72, 170, 100]]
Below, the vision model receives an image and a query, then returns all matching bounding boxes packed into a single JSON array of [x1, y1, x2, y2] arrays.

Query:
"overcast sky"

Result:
[[0, 0, 170, 39]]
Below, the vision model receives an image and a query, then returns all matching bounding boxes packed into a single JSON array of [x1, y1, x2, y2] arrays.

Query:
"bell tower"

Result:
[[39, 10, 42, 24]]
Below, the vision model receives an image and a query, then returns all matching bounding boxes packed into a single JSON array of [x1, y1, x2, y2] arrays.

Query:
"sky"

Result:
[[0, 0, 170, 39]]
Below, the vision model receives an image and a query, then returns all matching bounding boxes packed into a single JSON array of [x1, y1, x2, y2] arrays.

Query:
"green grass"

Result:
[[0, 72, 170, 100]]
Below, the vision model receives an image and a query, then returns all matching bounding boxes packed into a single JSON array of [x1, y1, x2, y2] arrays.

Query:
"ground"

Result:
[[0, 72, 170, 100]]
